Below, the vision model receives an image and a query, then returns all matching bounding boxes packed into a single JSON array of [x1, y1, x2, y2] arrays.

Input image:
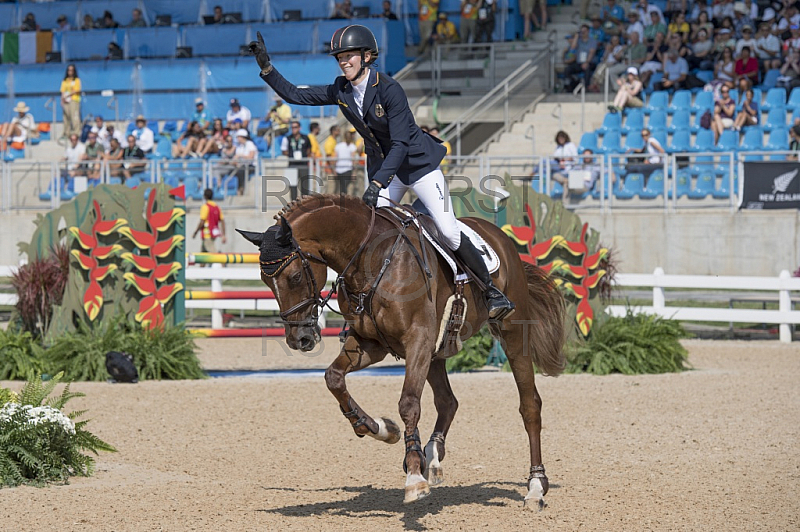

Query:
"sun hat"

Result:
[[13, 102, 29, 113], [626, 66, 638, 76]]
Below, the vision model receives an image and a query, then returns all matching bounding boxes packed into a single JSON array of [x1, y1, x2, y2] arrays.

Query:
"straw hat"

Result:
[[13, 101, 29, 113]]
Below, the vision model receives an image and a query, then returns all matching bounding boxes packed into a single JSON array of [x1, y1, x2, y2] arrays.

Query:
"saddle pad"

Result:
[[417, 221, 500, 282]]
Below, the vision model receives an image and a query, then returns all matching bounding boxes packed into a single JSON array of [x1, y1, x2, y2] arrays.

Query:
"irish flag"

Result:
[[2, 31, 53, 64]]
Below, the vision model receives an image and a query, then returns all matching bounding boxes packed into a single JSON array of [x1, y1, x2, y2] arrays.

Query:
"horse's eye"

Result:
[[288, 271, 303, 286]]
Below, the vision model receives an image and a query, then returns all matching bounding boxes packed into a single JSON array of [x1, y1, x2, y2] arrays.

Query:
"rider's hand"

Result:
[[249, 31, 272, 73], [362, 181, 382, 208]]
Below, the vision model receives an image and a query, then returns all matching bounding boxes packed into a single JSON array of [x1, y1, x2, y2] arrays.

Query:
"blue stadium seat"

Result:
[[578, 132, 599, 153], [184, 176, 205, 200], [788, 87, 800, 113], [596, 112, 622, 136], [639, 170, 665, 199], [670, 169, 692, 199], [715, 130, 739, 152], [550, 180, 564, 199], [761, 69, 781, 91], [693, 128, 715, 152], [668, 90, 692, 115], [624, 130, 644, 151], [691, 91, 714, 115], [614, 173, 644, 199], [599, 130, 622, 154], [695, 70, 714, 85], [740, 127, 764, 151], [687, 173, 716, 199], [763, 108, 788, 132], [645, 91, 668, 115], [689, 154, 714, 175], [765, 128, 789, 151], [622, 108, 644, 135], [669, 129, 692, 154], [646, 72, 663, 94], [712, 173, 739, 199], [650, 128, 668, 150], [761, 87, 787, 113], [125, 176, 142, 188], [647, 110, 667, 131], [154, 136, 172, 159], [668, 109, 692, 134], [591, 172, 612, 199]]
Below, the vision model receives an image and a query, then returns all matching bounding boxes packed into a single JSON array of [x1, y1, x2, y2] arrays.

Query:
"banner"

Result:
[[2, 31, 52, 64], [742, 161, 800, 209]]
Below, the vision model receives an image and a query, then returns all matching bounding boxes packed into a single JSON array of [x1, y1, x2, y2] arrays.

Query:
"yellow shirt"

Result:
[[418, 0, 440, 22], [60, 78, 82, 102], [461, 0, 479, 20], [436, 21, 459, 42], [323, 135, 338, 157], [269, 103, 292, 129], [308, 133, 322, 158], [199, 201, 224, 240]]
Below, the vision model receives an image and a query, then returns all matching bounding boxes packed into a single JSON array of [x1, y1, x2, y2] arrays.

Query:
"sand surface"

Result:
[[1, 339, 798, 531]]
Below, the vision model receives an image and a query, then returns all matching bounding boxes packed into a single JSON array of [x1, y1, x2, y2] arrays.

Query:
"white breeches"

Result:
[[377, 168, 461, 250]]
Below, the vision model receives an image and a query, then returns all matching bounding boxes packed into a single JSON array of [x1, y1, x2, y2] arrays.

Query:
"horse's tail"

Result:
[[523, 262, 567, 376]]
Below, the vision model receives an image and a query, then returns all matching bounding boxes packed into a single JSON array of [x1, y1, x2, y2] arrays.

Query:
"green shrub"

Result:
[[564, 309, 691, 375], [0, 373, 115, 487], [0, 329, 45, 381], [446, 326, 493, 373]]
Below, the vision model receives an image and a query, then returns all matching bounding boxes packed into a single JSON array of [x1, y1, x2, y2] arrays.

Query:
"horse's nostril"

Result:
[[299, 335, 314, 351]]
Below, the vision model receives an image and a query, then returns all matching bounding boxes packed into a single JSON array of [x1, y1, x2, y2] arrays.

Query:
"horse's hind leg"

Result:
[[501, 323, 550, 511], [324, 334, 401, 444], [423, 358, 458, 486]]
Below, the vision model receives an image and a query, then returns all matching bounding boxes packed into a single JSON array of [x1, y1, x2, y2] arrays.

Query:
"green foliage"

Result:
[[564, 309, 691, 375], [446, 326, 493, 373], [0, 329, 46, 381], [44, 317, 205, 381], [0, 372, 116, 488], [11, 244, 70, 338]]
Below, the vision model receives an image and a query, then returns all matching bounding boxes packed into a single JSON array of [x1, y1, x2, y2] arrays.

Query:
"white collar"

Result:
[[350, 69, 371, 95]]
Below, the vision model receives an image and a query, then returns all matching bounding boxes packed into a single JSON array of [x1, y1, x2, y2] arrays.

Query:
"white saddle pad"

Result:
[[416, 220, 500, 282]]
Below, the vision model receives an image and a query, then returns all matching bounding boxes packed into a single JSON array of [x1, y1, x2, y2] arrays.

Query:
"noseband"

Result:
[[260, 245, 329, 329]]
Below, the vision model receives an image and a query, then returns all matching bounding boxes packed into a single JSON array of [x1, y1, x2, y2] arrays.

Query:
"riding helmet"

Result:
[[329, 25, 379, 62]]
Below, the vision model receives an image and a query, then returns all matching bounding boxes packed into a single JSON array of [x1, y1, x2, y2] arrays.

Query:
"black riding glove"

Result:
[[248, 31, 272, 75], [362, 181, 382, 208]]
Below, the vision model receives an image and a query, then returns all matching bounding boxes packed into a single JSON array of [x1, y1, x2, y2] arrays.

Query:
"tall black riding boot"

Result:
[[453, 233, 515, 320]]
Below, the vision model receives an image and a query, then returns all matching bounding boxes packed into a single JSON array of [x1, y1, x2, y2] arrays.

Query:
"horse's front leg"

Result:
[[324, 334, 401, 444], [399, 343, 434, 504], [423, 358, 458, 487]]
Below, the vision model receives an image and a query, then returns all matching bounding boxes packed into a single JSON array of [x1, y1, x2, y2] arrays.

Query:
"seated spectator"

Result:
[[1, 101, 37, 148], [734, 87, 759, 130], [232, 129, 257, 192], [656, 49, 704, 91], [380, 1, 398, 20], [713, 46, 736, 90], [61, 134, 85, 180], [129, 8, 146, 28], [551, 149, 601, 201], [735, 25, 757, 56], [551, 130, 578, 178], [90, 116, 107, 146], [668, 11, 690, 42], [21, 13, 39, 32], [625, 127, 665, 177], [664, 0, 687, 23], [719, 16, 736, 37], [332, 0, 354, 19], [626, 11, 644, 43], [712, 86, 736, 142], [712, 28, 735, 57], [609, 67, 644, 112], [713, 1, 735, 25], [566, 25, 598, 90], [81, 131, 105, 180], [755, 22, 781, 71], [198, 118, 226, 157], [784, 24, 800, 54], [601, 0, 626, 37], [99, 11, 119, 29], [55, 15, 71, 32], [690, 0, 713, 22], [103, 124, 126, 150], [734, 46, 759, 90], [226, 99, 251, 130], [107, 42, 123, 61], [173, 121, 206, 159], [192, 98, 211, 130], [592, 34, 627, 87], [732, 2, 752, 39], [689, 28, 714, 70], [81, 14, 95, 30], [331, 129, 358, 195], [589, 15, 608, 45], [104, 137, 124, 180], [627, 31, 648, 70], [691, 11, 713, 40], [260, 96, 291, 141], [667, 32, 691, 61], [210, 5, 225, 24], [122, 134, 146, 180], [131, 115, 154, 153], [434, 12, 460, 44], [644, 11, 667, 44], [638, 32, 667, 88], [778, 49, 800, 89]]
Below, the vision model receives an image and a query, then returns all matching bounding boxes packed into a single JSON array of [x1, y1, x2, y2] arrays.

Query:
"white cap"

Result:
[[235, 129, 248, 137], [627, 66, 638, 76], [762, 7, 776, 21]]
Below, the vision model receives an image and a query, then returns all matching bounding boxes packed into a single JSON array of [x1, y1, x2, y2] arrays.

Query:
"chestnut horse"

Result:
[[238, 194, 565, 509]]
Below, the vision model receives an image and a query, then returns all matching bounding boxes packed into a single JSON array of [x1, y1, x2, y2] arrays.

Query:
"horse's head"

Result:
[[237, 217, 328, 352]]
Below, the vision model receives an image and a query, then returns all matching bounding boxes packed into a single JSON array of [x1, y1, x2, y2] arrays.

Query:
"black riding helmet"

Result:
[[329, 25, 379, 79]]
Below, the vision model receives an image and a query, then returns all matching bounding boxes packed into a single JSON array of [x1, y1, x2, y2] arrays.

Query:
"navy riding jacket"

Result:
[[260, 67, 446, 187]]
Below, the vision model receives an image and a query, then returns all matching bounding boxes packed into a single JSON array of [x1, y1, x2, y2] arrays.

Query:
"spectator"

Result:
[[226, 98, 251, 130], [104, 137, 124, 180], [520, 0, 545, 40], [655, 49, 689, 91], [90, 115, 107, 146], [61, 134, 85, 180], [689, 28, 714, 71], [282, 120, 313, 197], [198, 118, 226, 157], [104, 124, 126, 150], [1, 101, 37, 148], [460, 0, 480, 44], [609, 67, 644, 112], [566, 25, 598, 89], [129, 8, 146, 28], [174, 121, 206, 158], [332, 0, 354, 19], [626, 127, 665, 177], [668, 11, 690, 42], [778, 48, 800, 89], [81, 14, 95, 30], [755, 22, 781, 71], [712, 85, 736, 142], [193, 189, 227, 252], [552, 149, 600, 200], [784, 25, 800, 54], [551, 130, 578, 179], [714, 46, 736, 90], [81, 131, 105, 180], [625, 11, 644, 43], [690, 0, 712, 22], [713, 28, 735, 57], [331, 129, 358, 195], [322, 125, 340, 179], [636, 0, 664, 25], [131, 115, 154, 153], [100, 11, 119, 29], [789, 124, 800, 160], [589, 14, 608, 44], [212, 134, 237, 186], [734, 87, 759, 130], [308, 121, 322, 160], [644, 10, 667, 43], [735, 25, 757, 56], [638, 32, 667, 88], [742, 0, 757, 21], [593, 34, 627, 87], [380, 1, 399, 20], [418, 0, 440, 54], [434, 12, 459, 44], [211, 5, 224, 24], [122, 134, 146, 181], [732, 2, 752, 39], [601, 0, 626, 36], [192, 98, 211, 130], [734, 46, 759, 90], [60, 64, 82, 139], [21, 13, 39, 32], [627, 30, 648, 69], [264, 95, 291, 140], [107, 42, 123, 60], [691, 11, 713, 40], [232, 129, 257, 192], [713, 0, 735, 24], [476, 0, 496, 43], [664, 0, 687, 22], [55, 15, 71, 32]]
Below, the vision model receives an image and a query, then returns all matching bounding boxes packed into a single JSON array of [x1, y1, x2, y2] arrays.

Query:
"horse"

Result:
[[237, 194, 566, 509]]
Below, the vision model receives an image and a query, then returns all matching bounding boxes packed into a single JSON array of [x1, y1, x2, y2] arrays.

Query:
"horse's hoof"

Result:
[[426, 465, 444, 486], [403, 480, 431, 504], [523, 497, 545, 512], [369, 417, 401, 444]]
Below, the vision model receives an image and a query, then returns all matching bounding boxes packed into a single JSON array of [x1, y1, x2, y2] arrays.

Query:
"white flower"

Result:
[[0, 403, 76, 435]]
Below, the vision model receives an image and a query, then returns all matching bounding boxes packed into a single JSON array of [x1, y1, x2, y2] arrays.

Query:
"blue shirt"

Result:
[[601, 4, 625, 22], [192, 109, 210, 128]]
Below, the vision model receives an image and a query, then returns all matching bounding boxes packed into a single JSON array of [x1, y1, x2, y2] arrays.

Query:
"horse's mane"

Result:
[[274, 194, 367, 222]]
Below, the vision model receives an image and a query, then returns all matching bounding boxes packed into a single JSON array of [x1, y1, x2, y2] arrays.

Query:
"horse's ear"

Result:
[[275, 216, 292, 246], [236, 229, 264, 247]]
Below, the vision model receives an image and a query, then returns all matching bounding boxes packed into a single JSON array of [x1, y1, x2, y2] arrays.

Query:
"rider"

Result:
[[249, 26, 514, 319]]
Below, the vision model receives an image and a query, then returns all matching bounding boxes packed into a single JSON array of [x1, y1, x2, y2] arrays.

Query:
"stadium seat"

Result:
[[712, 173, 739, 199], [549, 180, 564, 199], [695, 70, 714, 85], [614, 173, 644, 199], [599, 130, 622, 154], [669, 129, 692, 153], [154, 136, 172, 159], [691, 91, 714, 115], [670, 169, 692, 199], [650, 128, 668, 149], [787, 87, 800, 112], [689, 153, 714, 175], [761, 87, 787, 113], [624, 130, 644, 151], [596, 112, 622, 136], [734, 88, 761, 111], [622, 108, 644, 135], [639, 169, 665, 199], [761, 69, 781, 91], [668, 109, 692, 134], [591, 172, 612, 199], [765, 128, 789, 151], [578, 132, 599, 153], [687, 173, 716, 199], [184, 176, 204, 200], [763, 108, 788, 132], [646, 72, 663, 94], [693, 128, 715, 152], [740, 127, 764, 151], [667, 90, 692, 115], [647, 110, 667, 131], [125, 176, 142, 188], [715, 130, 739, 152], [645, 91, 668, 115]]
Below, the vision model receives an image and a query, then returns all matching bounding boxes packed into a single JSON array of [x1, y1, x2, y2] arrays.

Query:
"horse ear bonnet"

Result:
[[105, 351, 138, 383], [259, 225, 296, 276]]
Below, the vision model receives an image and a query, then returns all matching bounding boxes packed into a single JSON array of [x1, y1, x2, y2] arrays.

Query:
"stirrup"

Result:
[[486, 288, 515, 320]]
